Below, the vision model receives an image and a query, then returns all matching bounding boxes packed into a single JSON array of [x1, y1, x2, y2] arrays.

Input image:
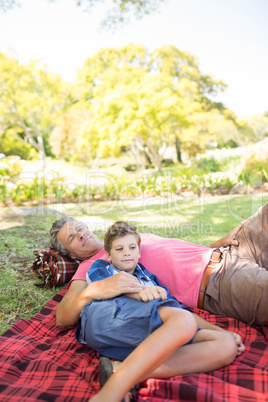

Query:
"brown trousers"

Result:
[[204, 201, 268, 325]]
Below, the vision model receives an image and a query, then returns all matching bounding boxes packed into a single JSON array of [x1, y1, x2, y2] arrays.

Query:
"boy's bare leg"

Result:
[[90, 309, 241, 402], [90, 307, 197, 402], [150, 328, 238, 378]]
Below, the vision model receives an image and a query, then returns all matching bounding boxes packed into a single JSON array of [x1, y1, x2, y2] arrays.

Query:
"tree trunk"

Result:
[[144, 140, 163, 173], [37, 134, 46, 171], [175, 136, 182, 163]]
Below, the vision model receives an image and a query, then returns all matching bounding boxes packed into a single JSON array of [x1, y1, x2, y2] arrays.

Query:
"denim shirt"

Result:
[[86, 258, 169, 293]]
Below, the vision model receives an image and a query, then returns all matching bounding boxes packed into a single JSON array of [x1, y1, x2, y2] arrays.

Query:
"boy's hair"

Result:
[[104, 221, 141, 253]]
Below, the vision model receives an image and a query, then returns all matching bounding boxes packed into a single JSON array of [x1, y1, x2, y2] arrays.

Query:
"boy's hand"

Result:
[[138, 286, 167, 302]]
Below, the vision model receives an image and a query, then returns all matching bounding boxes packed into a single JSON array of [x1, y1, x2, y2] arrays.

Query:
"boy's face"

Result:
[[106, 234, 140, 275]]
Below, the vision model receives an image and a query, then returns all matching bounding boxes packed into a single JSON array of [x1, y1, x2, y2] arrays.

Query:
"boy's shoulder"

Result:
[[90, 259, 110, 270], [137, 262, 154, 277]]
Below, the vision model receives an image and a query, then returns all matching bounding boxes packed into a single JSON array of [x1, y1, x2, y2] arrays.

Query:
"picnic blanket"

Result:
[[31, 249, 79, 288], [1, 288, 268, 402]]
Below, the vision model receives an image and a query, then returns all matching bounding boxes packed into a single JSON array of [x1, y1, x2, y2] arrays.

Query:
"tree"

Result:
[[180, 110, 239, 156], [0, 53, 68, 169], [71, 44, 227, 170], [0, 0, 167, 28], [238, 113, 268, 145]]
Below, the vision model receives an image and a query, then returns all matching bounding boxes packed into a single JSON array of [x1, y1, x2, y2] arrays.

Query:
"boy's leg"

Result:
[[90, 306, 197, 402], [150, 328, 238, 378]]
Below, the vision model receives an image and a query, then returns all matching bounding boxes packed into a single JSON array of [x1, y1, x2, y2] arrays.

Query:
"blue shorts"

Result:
[[76, 296, 192, 361]]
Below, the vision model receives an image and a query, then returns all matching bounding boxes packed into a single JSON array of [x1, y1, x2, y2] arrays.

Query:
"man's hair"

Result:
[[50, 216, 80, 256], [104, 221, 141, 253]]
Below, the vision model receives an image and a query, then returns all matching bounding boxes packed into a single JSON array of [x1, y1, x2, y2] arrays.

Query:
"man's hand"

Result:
[[91, 271, 144, 300], [209, 218, 249, 248]]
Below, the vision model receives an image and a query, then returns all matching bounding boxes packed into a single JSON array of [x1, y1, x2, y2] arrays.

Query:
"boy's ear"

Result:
[[105, 250, 112, 262]]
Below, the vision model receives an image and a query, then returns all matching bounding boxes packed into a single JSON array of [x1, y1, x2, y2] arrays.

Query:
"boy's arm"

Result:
[[124, 286, 167, 302]]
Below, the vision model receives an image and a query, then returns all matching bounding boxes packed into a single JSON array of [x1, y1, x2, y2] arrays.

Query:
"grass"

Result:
[[1, 192, 268, 335]]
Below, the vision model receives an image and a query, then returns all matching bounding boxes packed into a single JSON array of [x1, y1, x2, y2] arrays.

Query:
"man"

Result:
[[50, 202, 268, 326]]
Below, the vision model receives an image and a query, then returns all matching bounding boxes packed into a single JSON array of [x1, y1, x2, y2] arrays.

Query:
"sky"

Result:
[[0, 0, 267, 118]]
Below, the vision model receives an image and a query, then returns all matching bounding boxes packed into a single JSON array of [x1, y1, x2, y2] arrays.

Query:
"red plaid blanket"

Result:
[[31, 249, 79, 288], [1, 288, 268, 402]]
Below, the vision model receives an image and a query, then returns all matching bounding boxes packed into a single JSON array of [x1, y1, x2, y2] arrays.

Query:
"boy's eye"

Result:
[[116, 247, 123, 251], [130, 246, 136, 250]]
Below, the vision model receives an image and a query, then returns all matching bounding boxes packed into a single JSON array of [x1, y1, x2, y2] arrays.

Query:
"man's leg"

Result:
[[233, 201, 268, 267], [204, 202, 268, 325]]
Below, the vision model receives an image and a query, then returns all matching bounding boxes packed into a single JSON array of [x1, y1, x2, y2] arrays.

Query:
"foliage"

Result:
[[0, 132, 38, 159], [0, 47, 267, 173], [0, 53, 69, 168], [0, 0, 167, 29], [67, 44, 228, 170], [238, 138, 268, 187], [180, 110, 239, 156], [0, 155, 24, 204], [2, 138, 268, 207], [237, 114, 268, 145]]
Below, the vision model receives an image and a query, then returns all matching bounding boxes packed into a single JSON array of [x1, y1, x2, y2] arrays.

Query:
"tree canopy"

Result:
[[0, 53, 69, 167], [1, 45, 265, 171], [65, 44, 228, 170], [0, 0, 167, 28]]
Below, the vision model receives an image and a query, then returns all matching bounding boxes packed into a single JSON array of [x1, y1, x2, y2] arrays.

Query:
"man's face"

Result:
[[106, 234, 140, 275], [57, 221, 103, 260]]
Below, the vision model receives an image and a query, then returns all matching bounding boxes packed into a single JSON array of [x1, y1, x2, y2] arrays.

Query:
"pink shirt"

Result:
[[71, 233, 214, 308]]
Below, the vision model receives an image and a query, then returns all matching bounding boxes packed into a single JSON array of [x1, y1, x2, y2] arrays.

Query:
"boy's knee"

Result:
[[170, 309, 197, 338], [159, 307, 197, 341]]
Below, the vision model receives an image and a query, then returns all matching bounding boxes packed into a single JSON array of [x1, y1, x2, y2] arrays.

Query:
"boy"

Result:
[[76, 221, 244, 402]]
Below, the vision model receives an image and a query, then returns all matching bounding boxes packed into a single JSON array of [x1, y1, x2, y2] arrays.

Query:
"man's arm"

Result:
[[56, 272, 144, 327]]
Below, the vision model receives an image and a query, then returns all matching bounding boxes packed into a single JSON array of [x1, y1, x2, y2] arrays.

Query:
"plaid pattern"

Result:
[[1, 289, 268, 401], [31, 249, 79, 288]]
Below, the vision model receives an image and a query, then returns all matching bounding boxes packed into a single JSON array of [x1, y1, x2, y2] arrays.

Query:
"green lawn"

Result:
[[1, 193, 267, 334]]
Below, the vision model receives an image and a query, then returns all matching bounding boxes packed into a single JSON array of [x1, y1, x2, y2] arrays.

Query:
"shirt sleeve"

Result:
[[86, 259, 112, 284]]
